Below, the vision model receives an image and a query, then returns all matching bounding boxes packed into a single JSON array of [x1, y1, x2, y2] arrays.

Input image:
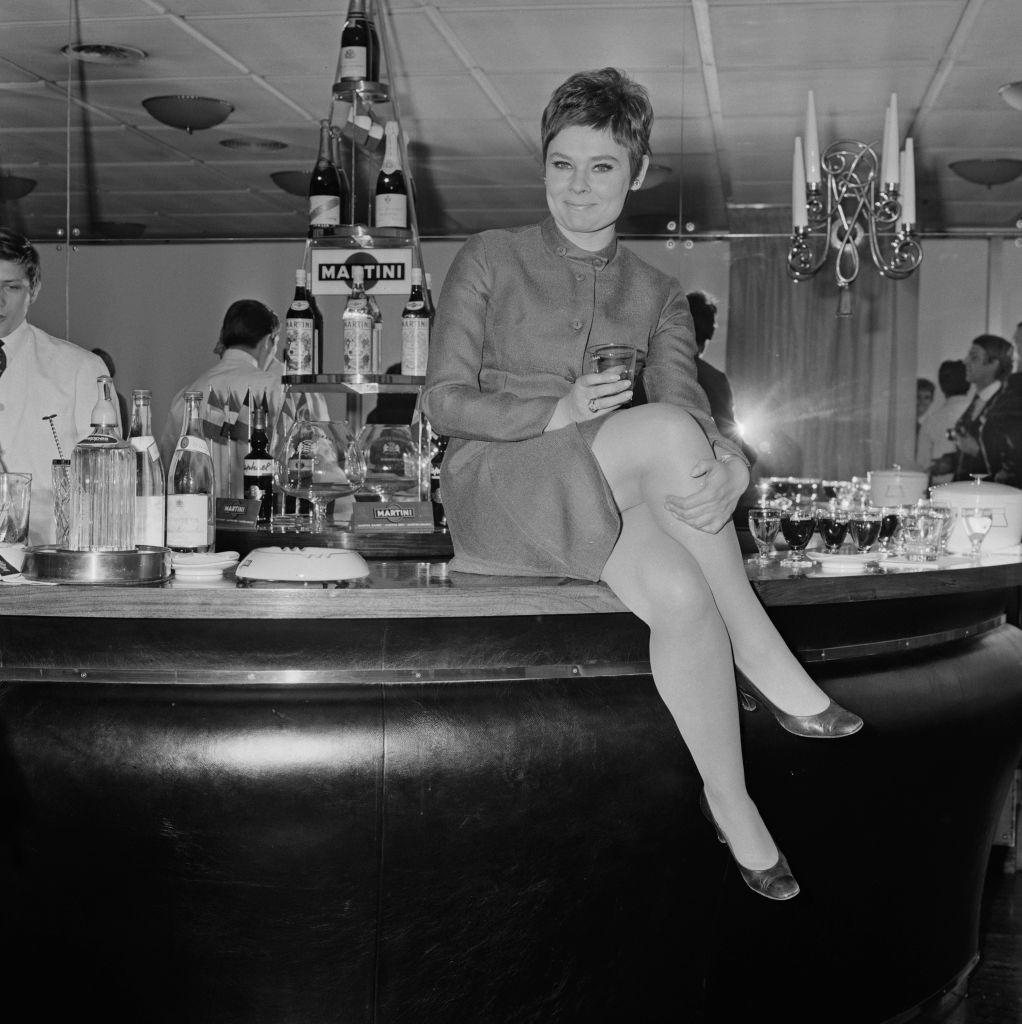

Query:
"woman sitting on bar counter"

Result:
[[422, 67, 862, 903]]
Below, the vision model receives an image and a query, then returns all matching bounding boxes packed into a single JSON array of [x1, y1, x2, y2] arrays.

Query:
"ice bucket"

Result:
[[867, 468, 929, 507]]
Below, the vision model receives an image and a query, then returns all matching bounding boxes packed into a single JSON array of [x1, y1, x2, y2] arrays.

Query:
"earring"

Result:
[[631, 180, 641, 190]]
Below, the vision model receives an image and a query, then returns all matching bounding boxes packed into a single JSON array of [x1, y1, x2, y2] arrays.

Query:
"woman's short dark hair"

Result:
[[541, 67, 653, 180], [219, 300, 279, 350], [972, 334, 1016, 381], [0, 228, 41, 291]]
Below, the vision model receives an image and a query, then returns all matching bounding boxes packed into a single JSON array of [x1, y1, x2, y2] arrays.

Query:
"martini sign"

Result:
[[310, 248, 412, 296]]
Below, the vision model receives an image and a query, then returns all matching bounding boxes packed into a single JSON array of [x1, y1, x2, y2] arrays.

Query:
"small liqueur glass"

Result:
[[814, 502, 849, 553], [876, 505, 901, 556], [779, 505, 815, 570], [962, 505, 994, 561], [747, 506, 781, 566], [929, 504, 956, 557], [848, 508, 882, 554]]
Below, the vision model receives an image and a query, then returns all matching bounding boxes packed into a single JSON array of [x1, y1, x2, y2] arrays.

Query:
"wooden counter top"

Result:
[[2, 551, 1022, 620]]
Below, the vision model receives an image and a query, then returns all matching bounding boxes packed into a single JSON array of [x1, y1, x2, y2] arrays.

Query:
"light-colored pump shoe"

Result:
[[738, 678, 864, 738]]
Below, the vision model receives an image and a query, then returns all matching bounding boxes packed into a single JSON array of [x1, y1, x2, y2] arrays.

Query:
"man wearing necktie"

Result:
[[951, 334, 1022, 486], [0, 228, 111, 545]]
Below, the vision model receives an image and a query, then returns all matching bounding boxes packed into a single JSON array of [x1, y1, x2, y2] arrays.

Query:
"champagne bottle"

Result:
[[69, 376, 137, 551], [127, 388, 166, 547], [334, 0, 380, 85], [342, 265, 375, 374], [401, 267, 429, 376], [166, 390, 216, 553], [309, 119, 343, 237], [374, 121, 408, 229], [242, 399, 275, 525], [285, 268, 316, 375]]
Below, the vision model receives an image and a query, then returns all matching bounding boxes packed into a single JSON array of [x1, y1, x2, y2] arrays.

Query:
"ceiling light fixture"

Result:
[[998, 81, 1022, 111], [271, 171, 312, 196], [0, 175, 37, 201], [142, 95, 234, 134], [220, 137, 288, 152], [949, 158, 1022, 187], [61, 43, 148, 65]]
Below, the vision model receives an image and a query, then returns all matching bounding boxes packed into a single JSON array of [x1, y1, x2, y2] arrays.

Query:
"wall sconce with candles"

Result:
[[788, 91, 922, 316]]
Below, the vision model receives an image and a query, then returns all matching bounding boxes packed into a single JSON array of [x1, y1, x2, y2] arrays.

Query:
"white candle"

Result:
[[882, 93, 900, 187], [805, 90, 821, 188], [792, 136, 808, 229], [899, 138, 916, 227]]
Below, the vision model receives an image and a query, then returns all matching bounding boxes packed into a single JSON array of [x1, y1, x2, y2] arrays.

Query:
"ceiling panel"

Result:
[[0, 0, 1020, 240]]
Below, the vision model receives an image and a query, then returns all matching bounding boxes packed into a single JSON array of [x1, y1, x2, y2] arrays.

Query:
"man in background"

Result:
[[917, 361, 969, 483], [686, 289, 757, 466], [0, 227, 111, 545]]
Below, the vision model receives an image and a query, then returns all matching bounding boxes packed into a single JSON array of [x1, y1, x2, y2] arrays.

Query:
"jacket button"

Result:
[[572, 319, 583, 330], [557, 246, 567, 256], [575, 272, 585, 281]]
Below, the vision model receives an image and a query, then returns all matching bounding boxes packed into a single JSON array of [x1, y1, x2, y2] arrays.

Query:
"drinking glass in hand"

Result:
[[848, 509, 882, 553], [815, 504, 848, 553], [780, 507, 815, 569], [963, 506, 994, 560], [748, 507, 781, 566]]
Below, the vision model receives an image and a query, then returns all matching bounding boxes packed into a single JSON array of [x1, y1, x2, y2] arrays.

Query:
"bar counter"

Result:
[[2, 554, 1022, 1023]]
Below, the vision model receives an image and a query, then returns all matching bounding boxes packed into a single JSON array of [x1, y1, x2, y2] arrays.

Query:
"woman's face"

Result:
[[544, 125, 647, 251]]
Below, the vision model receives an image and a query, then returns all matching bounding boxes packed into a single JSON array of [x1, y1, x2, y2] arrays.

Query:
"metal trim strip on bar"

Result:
[[0, 661, 655, 687], [796, 616, 1004, 664]]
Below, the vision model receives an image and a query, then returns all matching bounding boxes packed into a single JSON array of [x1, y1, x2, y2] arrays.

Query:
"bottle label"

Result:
[[166, 494, 211, 548], [310, 194, 341, 227], [175, 436, 211, 457], [243, 458, 275, 477], [375, 193, 407, 228], [344, 320, 375, 374], [286, 319, 315, 374], [134, 495, 165, 547], [401, 317, 430, 375], [340, 45, 367, 80]]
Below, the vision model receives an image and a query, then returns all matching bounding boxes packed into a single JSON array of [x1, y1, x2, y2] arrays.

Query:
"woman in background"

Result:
[[422, 68, 862, 902]]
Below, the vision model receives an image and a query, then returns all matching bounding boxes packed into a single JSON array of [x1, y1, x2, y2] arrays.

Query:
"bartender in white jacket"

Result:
[[0, 229, 112, 546]]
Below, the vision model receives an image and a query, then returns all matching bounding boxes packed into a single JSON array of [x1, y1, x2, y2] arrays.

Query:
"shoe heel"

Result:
[[738, 689, 758, 713]]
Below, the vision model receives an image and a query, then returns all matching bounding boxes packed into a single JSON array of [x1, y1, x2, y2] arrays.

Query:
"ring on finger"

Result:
[[588, 397, 598, 414]]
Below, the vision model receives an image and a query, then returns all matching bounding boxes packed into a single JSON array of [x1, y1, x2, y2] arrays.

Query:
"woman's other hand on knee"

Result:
[[663, 457, 749, 533]]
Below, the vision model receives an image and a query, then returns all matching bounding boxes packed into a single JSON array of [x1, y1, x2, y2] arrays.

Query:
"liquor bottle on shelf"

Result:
[[69, 375, 137, 551], [127, 387, 166, 547], [285, 268, 316, 375], [242, 398, 275, 525], [401, 267, 430, 376], [309, 119, 343, 238], [309, 287, 325, 375], [166, 390, 215, 553], [334, 0, 380, 86], [374, 121, 408, 229], [329, 125, 352, 225], [342, 264, 376, 374]]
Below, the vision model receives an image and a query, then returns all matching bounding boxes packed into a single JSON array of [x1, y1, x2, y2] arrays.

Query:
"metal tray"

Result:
[[23, 545, 172, 585]]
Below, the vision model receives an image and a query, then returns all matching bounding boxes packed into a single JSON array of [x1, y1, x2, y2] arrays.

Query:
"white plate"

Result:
[[806, 551, 877, 574], [172, 550, 240, 578]]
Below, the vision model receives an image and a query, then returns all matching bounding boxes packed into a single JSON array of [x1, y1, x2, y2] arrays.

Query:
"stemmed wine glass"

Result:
[[848, 508, 882, 554], [814, 502, 849, 553], [876, 505, 901, 556], [779, 505, 815, 570], [962, 505, 994, 561], [282, 419, 366, 532], [747, 506, 781, 566]]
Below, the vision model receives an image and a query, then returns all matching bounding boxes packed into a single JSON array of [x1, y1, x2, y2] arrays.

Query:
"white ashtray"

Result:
[[235, 546, 370, 582], [171, 550, 240, 579]]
